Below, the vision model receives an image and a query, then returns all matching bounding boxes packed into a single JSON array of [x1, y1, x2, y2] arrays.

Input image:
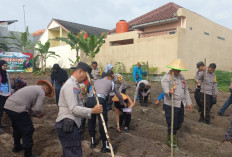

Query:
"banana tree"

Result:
[[2, 26, 36, 53], [78, 32, 106, 62], [34, 40, 60, 73], [56, 31, 80, 61]]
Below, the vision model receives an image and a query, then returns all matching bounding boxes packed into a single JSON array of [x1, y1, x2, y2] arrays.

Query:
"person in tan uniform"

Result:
[[55, 62, 103, 157], [161, 58, 192, 150], [4, 80, 54, 157]]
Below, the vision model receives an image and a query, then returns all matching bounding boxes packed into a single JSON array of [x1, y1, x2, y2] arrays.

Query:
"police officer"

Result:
[[133, 80, 151, 107], [107, 71, 127, 111], [112, 72, 127, 94], [161, 58, 192, 150], [91, 61, 101, 81], [87, 71, 125, 153], [4, 80, 54, 157], [55, 62, 103, 157], [197, 63, 218, 124], [194, 61, 205, 112]]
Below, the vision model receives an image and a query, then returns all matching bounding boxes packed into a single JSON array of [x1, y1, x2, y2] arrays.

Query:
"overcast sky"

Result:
[[1, 0, 232, 33]]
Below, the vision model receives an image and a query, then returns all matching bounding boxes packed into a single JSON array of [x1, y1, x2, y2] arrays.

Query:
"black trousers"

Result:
[[119, 113, 131, 127], [163, 104, 184, 135], [87, 97, 108, 142], [55, 88, 61, 105], [200, 93, 214, 123], [139, 88, 149, 103], [56, 121, 82, 157], [121, 88, 127, 94], [5, 109, 34, 157], [0, 95, 8, 125], [194, 86, 201, 109]]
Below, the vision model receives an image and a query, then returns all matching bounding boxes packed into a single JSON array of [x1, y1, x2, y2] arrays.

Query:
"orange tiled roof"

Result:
[[32, 29, 45, 37], [109, 2, 182, 33]]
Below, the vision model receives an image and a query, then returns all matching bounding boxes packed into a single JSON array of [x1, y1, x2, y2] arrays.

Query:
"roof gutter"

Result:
[[132, 17, 179, 29]]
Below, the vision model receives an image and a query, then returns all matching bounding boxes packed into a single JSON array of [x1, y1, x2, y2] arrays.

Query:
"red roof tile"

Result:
[[32, 29, 45, 37], [110, 2, 182, 33]]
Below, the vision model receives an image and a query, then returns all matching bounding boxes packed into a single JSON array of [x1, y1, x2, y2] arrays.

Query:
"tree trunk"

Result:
[[44, 58, 47, 74], [41, 55, 44, 73]]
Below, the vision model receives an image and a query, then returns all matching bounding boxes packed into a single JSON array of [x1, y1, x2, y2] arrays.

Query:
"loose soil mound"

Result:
[[0, 73, 232, 157]]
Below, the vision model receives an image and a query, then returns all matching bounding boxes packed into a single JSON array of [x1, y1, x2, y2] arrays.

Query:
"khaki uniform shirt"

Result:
[[161, 71, 192, 108], [4, 86, 45, 116], [113, 73, 127, 92], [196, 69, 218, 96], [56, 76, 92, 127], [90, 78, 125, 105], [91, 68, 101, 81]]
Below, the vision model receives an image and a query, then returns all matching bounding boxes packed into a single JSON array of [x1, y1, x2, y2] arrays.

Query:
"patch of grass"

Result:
[[215, 70, 232, 92]]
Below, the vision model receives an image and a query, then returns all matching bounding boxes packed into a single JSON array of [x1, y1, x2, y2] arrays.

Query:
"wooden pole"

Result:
[[171, 72, 174, 157], [204, 58, 206, 120], [86, 73, 115, 157]]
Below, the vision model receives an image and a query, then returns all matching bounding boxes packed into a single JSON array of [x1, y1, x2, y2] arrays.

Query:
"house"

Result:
[[37, 19, 109, 68], [83, 2, 232, 79]]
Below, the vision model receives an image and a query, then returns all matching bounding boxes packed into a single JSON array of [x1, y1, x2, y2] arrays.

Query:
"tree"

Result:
[[78, 32, 106, 62], [56, 31, 80, 62], [2, 26, 36, 53], [0, 42, 10, 51], [34, 40, 60, 73]]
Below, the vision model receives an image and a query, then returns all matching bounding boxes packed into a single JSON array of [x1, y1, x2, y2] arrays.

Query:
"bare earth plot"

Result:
[[0, 73, 232, 157]]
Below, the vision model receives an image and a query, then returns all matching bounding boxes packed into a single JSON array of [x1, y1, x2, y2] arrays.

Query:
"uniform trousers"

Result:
[[5, 109, 34, 157], [87, 97, 107, 142], [199, 93, 214, 123], [56, 121, 82, 157], [163, 103, 184, 135]]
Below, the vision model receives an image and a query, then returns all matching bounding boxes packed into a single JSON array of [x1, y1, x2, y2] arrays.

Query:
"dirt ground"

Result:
[[0, 73, 232, 157]]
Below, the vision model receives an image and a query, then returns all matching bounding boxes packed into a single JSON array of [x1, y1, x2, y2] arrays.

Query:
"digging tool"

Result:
[[86, 73, 115, 157], [204, 58, 206, 120], [171, 71, 174, 157]]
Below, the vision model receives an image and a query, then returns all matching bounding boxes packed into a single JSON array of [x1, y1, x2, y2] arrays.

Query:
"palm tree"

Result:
[[78, 32, 106, 62], [34, 40, 60, 73]]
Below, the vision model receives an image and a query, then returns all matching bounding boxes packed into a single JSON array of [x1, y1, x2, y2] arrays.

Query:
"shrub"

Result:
[[130, 62, 158, 74], [215, 70, 232, 92], [113, 62, 126, 74]]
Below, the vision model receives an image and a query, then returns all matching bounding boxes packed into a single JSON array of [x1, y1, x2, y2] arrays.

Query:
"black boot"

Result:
[[101, 141, 116, 153], [24, 149, 31, 157], [198, 117, 204, 123], [90, 137, 97, 148], [12, 144, 23, 152]]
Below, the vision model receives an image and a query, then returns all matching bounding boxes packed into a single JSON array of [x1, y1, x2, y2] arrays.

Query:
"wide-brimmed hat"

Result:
[[112, 93, 128, 102], [37, 80, 54, 97], [167, 58, 188, 71]]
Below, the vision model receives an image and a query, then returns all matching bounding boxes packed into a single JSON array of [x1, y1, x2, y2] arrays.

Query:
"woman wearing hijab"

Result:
[[51, 64, 68, 105], [0, 60, 11, 133], [101, 64, 113, 78]]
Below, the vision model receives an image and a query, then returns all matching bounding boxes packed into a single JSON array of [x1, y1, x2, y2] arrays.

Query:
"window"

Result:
[[217, 36, 225, 41], [169, 31, 176, 35], [204, 32, 210, 36], [110, 39, 134, 46]]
